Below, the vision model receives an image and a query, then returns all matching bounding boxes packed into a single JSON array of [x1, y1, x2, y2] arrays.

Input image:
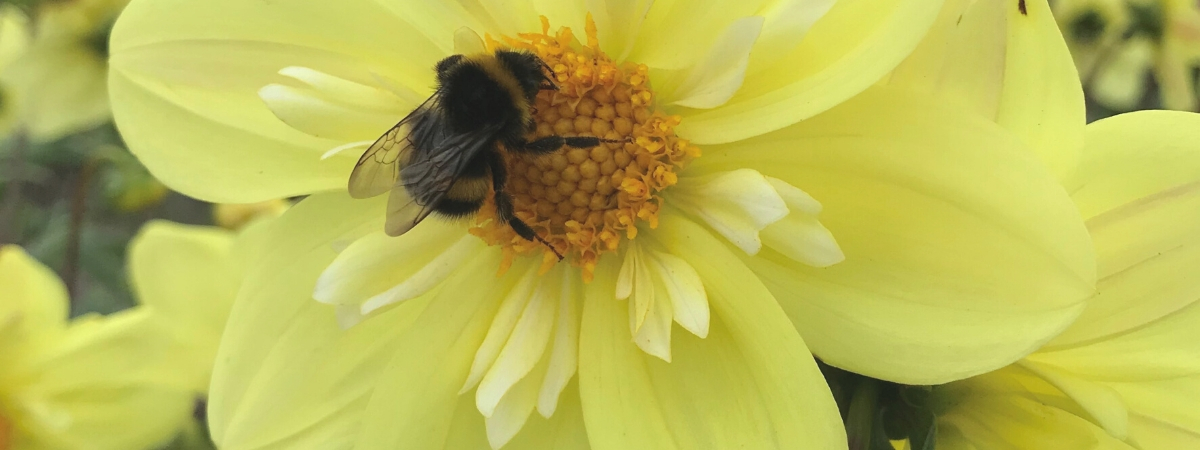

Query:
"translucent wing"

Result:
[[348, 92, 441, 199], [384, 115, 502, 237]]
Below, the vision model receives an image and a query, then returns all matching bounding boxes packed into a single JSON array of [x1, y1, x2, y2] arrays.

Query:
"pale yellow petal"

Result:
[[314, 226, 482, 319], [631, 268, 674, 362], [1049, 183, 1200, 348], [696, 86, 1094, 384], [461, 272, 540, 395], [576, 256, 678, 450], [475, 266, 559, 418], [1067, 110, 1200, 220], [109, 0, 473, 201], [1111, 377, 1200, 442], [938, 394, 1136, 450], [669, 169, 788, 255], [0, 246, 69, 356], [441, 382, 592, 450], [675, 0, 943, 144], [658, 16, 763, 109], [1020, 360, 1130, 439], [1127, 412, 1200, 449], [208, 192, 408, 448], [581, 0, 654, 61], [1046, 111, 1200, 347], [257, 83, 400, 142], [355, 256, 532, 449], [760, 177, 844, 267], [887, 0, 1008, 118], [110, 68, 350, 202], [21, 309, 195, 450], [992, 0, 1087, 180], [127, 221, 238, 391], [579, 215, 845, 450], [646, 249, 709, 339], [626, 0, 768, 69], [887, 0, 1086, 180], [537, 271, 581, 418], [485, 355, 548, 449]]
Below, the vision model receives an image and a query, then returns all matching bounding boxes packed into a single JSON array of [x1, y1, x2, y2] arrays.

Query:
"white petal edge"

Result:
[[359, 235, 481, 316], [646, 249, 709, 338], [670, 169, 789, 255], [615, 240, 712, 362], [664, 16, 765, 109], [760, 176, 845, 267], [475, 265, 562, 417], [460, 268, 542, 395], [536, 269, 580, 418]]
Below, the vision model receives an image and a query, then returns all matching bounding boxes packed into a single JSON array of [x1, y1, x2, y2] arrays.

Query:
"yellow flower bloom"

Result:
[[128, 220, 260, 395], [0, 246, 194, 450], [1, 0, 128, 141], [109, 0, 1098, 448], [930, 109, 1200, 449], [1053, 0, 1200, 111]]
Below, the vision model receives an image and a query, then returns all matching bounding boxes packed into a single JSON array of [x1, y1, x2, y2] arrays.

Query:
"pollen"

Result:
[[470, 15, 699, 281]]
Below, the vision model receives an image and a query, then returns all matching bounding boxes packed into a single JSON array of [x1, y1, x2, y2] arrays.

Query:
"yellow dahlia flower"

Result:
[[930, 110, 1200, 449], [110, 0, 1097, 448], [128, 220, 256, 396], [0, 246, 194, 450], [2, 0, 128, 141], [1053, 0, 1200, 111]]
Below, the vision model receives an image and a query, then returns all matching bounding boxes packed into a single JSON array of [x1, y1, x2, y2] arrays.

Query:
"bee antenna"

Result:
[[534, 234, 565, 261]]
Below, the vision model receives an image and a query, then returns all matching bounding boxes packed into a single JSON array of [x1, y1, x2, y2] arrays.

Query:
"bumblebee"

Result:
[[349, 50, 617, 255]]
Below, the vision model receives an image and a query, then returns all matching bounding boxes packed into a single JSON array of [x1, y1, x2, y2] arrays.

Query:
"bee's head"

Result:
[[494, 50, 549, 103]]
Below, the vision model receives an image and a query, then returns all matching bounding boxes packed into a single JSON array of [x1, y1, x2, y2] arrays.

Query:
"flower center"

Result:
[[470, 17, 699, 281]]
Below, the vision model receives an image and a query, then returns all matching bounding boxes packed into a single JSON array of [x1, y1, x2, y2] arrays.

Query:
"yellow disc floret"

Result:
[[470, 16, 699, 281]]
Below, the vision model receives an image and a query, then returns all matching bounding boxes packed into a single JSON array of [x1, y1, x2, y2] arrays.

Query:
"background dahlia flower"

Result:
[[0, 245, 193, 450], [1, 0, 128, 141]]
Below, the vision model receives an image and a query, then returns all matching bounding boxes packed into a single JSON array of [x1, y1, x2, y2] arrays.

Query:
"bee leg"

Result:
[[537, 60, 558, 91], [487, 152, 564, 260], [513, 135, 628, 155]]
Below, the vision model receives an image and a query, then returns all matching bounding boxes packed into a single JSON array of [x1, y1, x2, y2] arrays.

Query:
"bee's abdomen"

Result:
[[435, 176, 489, 219], [434, 197, 485, 218]]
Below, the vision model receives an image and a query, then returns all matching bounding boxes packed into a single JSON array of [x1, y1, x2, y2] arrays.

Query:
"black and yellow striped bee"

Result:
[[349, 50, 615, 254]]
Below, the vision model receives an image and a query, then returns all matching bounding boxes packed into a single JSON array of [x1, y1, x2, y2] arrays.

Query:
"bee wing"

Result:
[[348, 91, 442, 199], [383, 118, 502, 237]]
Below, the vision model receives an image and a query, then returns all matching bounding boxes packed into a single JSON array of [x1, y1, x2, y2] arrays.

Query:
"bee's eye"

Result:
[[436, 54, 465, 78]]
